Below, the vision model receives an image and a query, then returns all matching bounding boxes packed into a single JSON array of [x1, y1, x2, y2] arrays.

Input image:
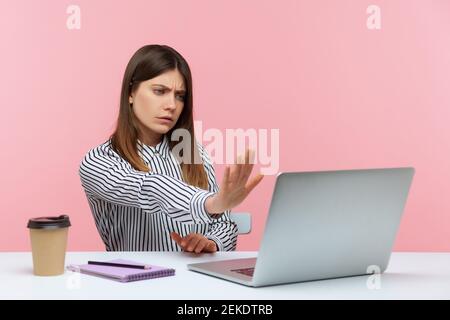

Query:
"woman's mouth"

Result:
[[156, 117, 173, 124]]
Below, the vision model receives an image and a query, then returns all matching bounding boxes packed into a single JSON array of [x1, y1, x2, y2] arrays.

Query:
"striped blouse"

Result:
[[78, 135, 238, 251]]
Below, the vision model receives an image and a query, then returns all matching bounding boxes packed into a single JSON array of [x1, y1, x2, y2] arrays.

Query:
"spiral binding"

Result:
[[128, 269, 175, 281]]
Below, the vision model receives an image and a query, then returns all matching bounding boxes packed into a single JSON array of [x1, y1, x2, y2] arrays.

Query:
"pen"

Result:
[[87, 261, 151, 269]]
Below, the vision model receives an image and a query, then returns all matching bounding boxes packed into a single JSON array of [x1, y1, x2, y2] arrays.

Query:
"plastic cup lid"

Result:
[[27, 215, 71, 229]]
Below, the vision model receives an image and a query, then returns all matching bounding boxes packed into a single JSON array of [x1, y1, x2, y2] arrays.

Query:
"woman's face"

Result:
[[130, 69, 186, 145]]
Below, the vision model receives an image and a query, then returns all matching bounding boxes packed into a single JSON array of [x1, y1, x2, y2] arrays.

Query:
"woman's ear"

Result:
[[129, 95, 133, 104]]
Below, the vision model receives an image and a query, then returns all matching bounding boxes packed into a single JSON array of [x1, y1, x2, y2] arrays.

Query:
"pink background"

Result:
[[1, 0, 449, 252]]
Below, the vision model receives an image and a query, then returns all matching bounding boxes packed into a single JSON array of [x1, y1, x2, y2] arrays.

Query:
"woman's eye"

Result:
[[154, 89, 184, 101]]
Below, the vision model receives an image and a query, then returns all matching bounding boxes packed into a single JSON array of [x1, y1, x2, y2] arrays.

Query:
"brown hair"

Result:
[[110, 44, 208, 190]]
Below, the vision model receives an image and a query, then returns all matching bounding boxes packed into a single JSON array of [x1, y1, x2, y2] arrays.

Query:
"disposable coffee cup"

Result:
[[27, 215, 71, 276]]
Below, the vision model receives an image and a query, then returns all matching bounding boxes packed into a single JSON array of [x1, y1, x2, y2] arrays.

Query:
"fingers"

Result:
[[192, 238, 217, 253], [181, 233, 194, 247], [186, 236, 202, 252], [171, 232, 193, 248], [231, 150, 250, 183], [221, 165, 231, 186], [236, 149, 256, 187], [237, 150, 249, 182], [170, 232, 182, 244], [240, 149, 255, 183], [223, 148, 262, 197], [205, 240, 218, 253], [229, 161, 242, 184], [194, 239, 208, 253], [245, 173, 264, 195], [172, 233, 217, 254]]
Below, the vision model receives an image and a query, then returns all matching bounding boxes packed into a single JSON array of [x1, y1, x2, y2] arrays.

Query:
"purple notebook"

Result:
[[67, 259, 175, 283]]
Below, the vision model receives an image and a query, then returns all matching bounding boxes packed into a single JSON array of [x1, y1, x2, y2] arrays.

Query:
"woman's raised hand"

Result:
[[205, 148, 264, 214]]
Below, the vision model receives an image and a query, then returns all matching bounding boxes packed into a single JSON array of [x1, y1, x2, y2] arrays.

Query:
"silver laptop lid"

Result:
[[252, 167, 415, 287]]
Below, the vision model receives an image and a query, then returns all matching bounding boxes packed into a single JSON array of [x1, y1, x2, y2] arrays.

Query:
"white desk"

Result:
[[0, 252, 449, 299]]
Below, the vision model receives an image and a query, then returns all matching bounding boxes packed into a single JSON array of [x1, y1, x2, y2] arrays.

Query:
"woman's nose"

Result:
[[165, 95, 177, 110]]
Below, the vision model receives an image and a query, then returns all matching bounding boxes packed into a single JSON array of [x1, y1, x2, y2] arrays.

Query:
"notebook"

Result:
[[67, 259, 175, 283]]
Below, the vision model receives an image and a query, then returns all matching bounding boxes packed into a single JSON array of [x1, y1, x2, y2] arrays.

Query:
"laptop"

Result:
[[187, 167, 415, 287]]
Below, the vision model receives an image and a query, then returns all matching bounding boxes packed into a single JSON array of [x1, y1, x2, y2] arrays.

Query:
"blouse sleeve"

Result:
[[79, 142, 215, 224]]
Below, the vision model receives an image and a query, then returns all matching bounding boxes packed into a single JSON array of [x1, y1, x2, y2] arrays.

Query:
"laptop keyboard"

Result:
[[231, 267, 254, 277]]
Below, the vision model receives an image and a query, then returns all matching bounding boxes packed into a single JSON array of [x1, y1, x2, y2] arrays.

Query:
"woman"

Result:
[[79, 44, 263, 253]]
